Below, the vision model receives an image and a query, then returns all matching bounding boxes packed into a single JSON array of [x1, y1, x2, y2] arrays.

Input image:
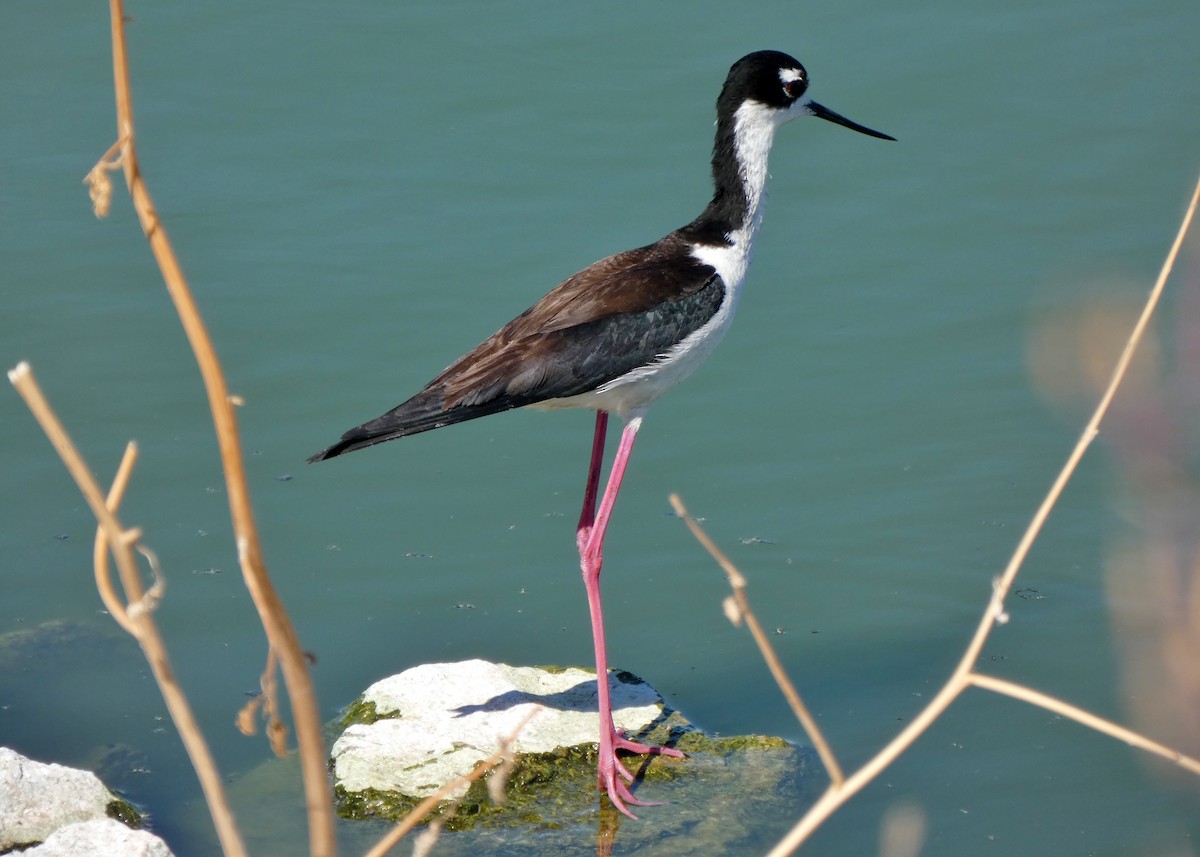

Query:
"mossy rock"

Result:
[[329, 661, 809, 840], [335, 689, 796, 830]]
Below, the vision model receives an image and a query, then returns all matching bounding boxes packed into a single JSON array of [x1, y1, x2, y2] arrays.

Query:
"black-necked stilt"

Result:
[[311, 50, 892, 817]]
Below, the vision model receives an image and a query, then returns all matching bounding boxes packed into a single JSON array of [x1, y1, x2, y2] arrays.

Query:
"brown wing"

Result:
[[308, 232, 724, 461], [437, 234, 716, 408]]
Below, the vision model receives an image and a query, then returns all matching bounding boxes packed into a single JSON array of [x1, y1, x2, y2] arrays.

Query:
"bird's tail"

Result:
[[307, 387, 522, 462]]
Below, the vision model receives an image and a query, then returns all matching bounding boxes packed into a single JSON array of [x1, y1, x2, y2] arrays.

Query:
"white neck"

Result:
[[731, 99, 784, 245], [689, 97, 801, 294]]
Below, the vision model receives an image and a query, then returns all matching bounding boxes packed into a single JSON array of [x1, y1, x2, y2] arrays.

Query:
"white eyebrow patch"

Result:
[[779, 67, 805, 84]]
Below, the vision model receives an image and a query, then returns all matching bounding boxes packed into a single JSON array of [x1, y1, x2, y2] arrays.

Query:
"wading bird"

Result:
[[310, 50, 892, 817]]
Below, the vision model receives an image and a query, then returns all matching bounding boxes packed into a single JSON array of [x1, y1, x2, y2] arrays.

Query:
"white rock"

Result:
[[332, 660, 674, 799], [0, 747, 114, 850], [0, 748, 173, 856], [21, 818, 174, 857]]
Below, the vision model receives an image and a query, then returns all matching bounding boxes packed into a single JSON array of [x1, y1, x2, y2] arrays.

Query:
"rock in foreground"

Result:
[[0, 747, 166, 855], [19, 818, 174, 857]]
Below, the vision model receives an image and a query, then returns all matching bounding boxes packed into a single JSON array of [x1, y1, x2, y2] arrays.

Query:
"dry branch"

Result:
[[78, 1, 337, 852], [670, 173, 1200, 857], [8, 363, 249, 857], [361, 708, 537, 857], [967, 672, 1200, 776], [668, 495, 844, 787]]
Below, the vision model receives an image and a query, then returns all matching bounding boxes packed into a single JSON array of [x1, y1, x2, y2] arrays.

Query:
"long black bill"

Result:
[[807, 100, 895, 141]]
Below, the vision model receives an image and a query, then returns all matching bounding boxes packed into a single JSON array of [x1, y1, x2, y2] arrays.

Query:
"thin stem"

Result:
[[362, 709, 537, 857], [967, 672, 1200, 775], [660, 176, 1200, 856], [101, 2, 335, 851], [668, 494, 845, 787], [762, 173, 1200, 857], [763, 173, 1200, 857], [93, 441, 139, 635], [8, 363, 249, 857]]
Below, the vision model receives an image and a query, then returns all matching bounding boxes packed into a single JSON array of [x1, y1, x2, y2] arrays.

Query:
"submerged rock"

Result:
[[331, 659, 802, 834], [0, 620, 125, 672]]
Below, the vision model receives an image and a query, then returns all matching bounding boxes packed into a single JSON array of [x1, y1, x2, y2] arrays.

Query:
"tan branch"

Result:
[[362, 708, 537, 857], [8, 363, 249, 857], [93, 441, 139, 634], [95, 2, 336, 852], [663, 174, 1200, 857], [967, 672, 1200, 775], [668, 494, 845, 787], [763, 172, 1200, 856]]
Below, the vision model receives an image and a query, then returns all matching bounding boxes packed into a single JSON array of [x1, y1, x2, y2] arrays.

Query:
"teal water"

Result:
[[3, 1, 1199, 855]]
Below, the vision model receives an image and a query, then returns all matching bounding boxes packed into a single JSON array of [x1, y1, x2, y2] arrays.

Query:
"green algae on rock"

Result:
[[330, 661, 800, 831]]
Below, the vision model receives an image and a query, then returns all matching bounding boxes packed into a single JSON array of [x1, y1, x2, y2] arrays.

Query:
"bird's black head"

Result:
[[718, 49, 895, 141], [718, 50, 811, 113]]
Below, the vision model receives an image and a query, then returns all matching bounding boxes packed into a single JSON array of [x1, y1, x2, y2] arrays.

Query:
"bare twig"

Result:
[[8, 363, 249, 857], [668, 494, 844, 787], [362, 708, 538, 857], [90, 2, 336, 852], [763, 173, 1200, 856], [967, 672, 1200, 775], [92, 441, 139, 634], [668, 174, 1200, 857]]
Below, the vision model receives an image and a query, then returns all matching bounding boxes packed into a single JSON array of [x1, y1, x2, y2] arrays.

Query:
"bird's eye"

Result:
[[784, 77, 806, 99]]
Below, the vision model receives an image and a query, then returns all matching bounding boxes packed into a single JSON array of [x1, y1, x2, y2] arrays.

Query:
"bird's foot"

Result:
[[597, 731, 686, 819], [613, 732, 686, 761]]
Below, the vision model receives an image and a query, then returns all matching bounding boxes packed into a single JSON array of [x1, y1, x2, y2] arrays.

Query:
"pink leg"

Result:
[[577, 413, 684, 819]]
